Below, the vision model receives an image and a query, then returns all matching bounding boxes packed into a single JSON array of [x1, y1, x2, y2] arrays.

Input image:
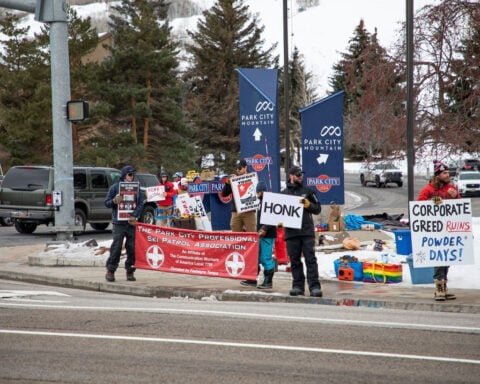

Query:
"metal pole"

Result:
[[50, 19, 75, 240], [406, 0, 415, 202], [283, 0, 290, 179]]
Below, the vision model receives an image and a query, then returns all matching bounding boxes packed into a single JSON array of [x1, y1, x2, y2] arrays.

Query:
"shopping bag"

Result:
[[362, 262, 402, 284]]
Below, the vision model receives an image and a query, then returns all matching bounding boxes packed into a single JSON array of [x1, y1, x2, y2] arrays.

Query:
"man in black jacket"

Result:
[[281, 165, 323, 297]]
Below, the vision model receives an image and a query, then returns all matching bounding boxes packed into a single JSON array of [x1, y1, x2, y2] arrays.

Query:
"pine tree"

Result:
[[329, 20, 405, 159], [83, 0, 195, 173], [0, 13, 51, 166], [183, 0, 277, 171]]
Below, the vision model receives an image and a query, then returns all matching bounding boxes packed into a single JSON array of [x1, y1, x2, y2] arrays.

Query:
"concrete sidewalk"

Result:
[[0, 241, 479, 314]]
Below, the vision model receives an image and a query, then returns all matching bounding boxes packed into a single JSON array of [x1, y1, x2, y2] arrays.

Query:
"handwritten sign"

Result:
[[408, 199, 474, 267], [145, 185, 165, 202], [259, 192, 303, 229]]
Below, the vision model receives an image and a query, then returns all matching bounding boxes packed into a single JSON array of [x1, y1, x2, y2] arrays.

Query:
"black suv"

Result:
[[134, 172, 160, 224], [0, 165, 121, 234]]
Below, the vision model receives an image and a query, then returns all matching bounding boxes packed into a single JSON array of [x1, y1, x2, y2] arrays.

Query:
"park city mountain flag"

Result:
[[237, 68, 280, 192], [299, 91, 344, 205]]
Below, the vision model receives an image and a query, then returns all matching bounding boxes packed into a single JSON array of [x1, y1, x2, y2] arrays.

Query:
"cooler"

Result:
[[406, 256, 434, 284]]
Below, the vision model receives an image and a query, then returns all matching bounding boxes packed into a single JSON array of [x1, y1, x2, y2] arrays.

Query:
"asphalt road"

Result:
[[1, 281, 479, 384]]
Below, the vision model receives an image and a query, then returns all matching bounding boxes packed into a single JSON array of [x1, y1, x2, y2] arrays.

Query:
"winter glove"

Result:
[[128, 216, 138, 226], [432, 196, 443, 205], [113, 195, 123, 204], [447, 188, 458, 198], [277, 222, 284, 228], [300, 198, 310, 209]]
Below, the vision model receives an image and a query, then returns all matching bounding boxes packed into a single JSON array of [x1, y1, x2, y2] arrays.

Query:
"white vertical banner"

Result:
[[259, 192, 303, 229], [231, 172, 259, 213], [409, 199, 474, 268]]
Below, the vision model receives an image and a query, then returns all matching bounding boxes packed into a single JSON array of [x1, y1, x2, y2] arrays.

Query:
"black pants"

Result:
[[286, 236, 321, 292], [106, 222, 136, 273]]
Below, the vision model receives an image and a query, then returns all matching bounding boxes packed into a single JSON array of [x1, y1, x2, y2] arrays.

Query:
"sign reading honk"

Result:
[[259, 192, 304, 229]]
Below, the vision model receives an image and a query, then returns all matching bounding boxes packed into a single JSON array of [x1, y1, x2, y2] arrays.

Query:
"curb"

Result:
[[0, 270, 478, 314]]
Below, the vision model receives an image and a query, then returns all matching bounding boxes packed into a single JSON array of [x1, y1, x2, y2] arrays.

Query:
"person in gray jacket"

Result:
[[281, 165, 322, 297]]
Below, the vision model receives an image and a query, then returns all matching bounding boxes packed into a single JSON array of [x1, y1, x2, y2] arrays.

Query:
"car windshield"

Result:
[[374, 163, 398, 170], [2, 167, 50, 190], [135, 174, 159, 187], [459, 173, 480, 180]]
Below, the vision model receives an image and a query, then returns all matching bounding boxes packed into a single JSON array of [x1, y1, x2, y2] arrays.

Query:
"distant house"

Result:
[[81, 32, 112, 65]]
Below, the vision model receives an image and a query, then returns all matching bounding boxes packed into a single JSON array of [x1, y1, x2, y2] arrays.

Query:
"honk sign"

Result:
[[409, 199, 475, 268], [259, 192, 304, 229]]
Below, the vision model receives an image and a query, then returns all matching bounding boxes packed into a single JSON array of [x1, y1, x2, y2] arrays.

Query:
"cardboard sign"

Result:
[[231, 172, 259, 213], [259, 192, 303, 229], [409, 199, 474, 267], [117, 181, 139, 220], [176, 194, 208, 217], [145, 185, 165, 202], [135, 223, 258, 280]]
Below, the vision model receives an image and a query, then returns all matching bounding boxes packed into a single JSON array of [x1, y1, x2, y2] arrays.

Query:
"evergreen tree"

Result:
[[329, 21, 405, 159], [282, 46, 316, 164], [0, 13, 51, 166], [184, 0, 277, 171], [82, 0, 194, 173]]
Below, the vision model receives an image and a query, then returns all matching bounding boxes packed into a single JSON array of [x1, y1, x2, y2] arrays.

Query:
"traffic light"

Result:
[[66, 100, 89, 122]]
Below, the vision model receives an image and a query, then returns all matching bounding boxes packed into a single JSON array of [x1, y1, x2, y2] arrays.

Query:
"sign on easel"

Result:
[[409, 199, 474, 267]]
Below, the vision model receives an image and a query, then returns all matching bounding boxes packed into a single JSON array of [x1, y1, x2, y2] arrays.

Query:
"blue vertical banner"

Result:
[[299, 91, 344, 205], [237, 68, 280, 192]]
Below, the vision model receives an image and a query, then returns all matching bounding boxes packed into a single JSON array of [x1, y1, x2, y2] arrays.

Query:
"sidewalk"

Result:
[[1, 241, 479, 314]]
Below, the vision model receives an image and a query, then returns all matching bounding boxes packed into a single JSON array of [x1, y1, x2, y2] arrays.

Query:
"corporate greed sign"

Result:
[[408, 199, 474, 268]]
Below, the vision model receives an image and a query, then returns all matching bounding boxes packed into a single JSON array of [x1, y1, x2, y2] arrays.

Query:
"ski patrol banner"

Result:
[[135, 223, 259, 280]]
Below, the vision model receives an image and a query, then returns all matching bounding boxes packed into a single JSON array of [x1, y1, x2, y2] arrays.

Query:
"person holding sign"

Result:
[[221, 159, 257, 233], [155, 171, 177, 226], [104, 165, 144, 282], [417, 160, 458, 301], [281, 165, 323, 297]]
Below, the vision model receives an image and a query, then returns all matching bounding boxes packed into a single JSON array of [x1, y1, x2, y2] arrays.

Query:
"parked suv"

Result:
[[134, 172, 160, 224], [359, 161, 403, 188], [0, 165, 121, 234]]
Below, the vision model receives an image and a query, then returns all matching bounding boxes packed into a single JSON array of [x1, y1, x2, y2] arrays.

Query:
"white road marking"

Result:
[[1, 329, 479, 365], [1, 302, 479, 334]]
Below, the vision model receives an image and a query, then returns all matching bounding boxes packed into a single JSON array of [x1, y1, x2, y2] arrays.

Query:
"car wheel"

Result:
[[90, 223, 110, 231], [14, 220, 37, 234], [360, 175, 366, 186], [74, 208, 87, 235], [397, 182, 403, 187], [140, 205, 156, 225], [0, 217, 13, 226]]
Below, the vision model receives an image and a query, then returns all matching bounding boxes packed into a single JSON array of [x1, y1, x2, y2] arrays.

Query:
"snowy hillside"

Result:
[[15, 0, 438, 97]]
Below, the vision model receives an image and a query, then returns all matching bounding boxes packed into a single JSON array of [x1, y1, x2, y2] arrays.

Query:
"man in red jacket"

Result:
[[417, 160, 458, 301]]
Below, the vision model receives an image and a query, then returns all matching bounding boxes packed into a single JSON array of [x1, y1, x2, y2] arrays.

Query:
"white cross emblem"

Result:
[[225, 252, 246, 277], [146, 245, 165, 269]]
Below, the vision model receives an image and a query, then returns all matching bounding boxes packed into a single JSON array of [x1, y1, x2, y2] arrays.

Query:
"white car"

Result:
[[359, 162, 403, 188], [453, 171, 480, 197]]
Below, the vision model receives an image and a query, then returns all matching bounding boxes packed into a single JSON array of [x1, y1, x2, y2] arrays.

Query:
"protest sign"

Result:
[[117, 181, 139, 220], [135, 223, 258, 280], [176, 194, 208, 217], [231, 172, 259, 213], [259, 192, 303, 229], [409, 199, 474, 267], [145, 185, 165, 202]]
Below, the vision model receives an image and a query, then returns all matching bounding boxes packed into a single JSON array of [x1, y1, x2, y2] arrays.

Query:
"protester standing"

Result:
[[417, 160, 458, 301], [105, 165, 144, 282], [221, 159, 256, 232], [281, 165, 323, 297], [156, 171, 177, 226]]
